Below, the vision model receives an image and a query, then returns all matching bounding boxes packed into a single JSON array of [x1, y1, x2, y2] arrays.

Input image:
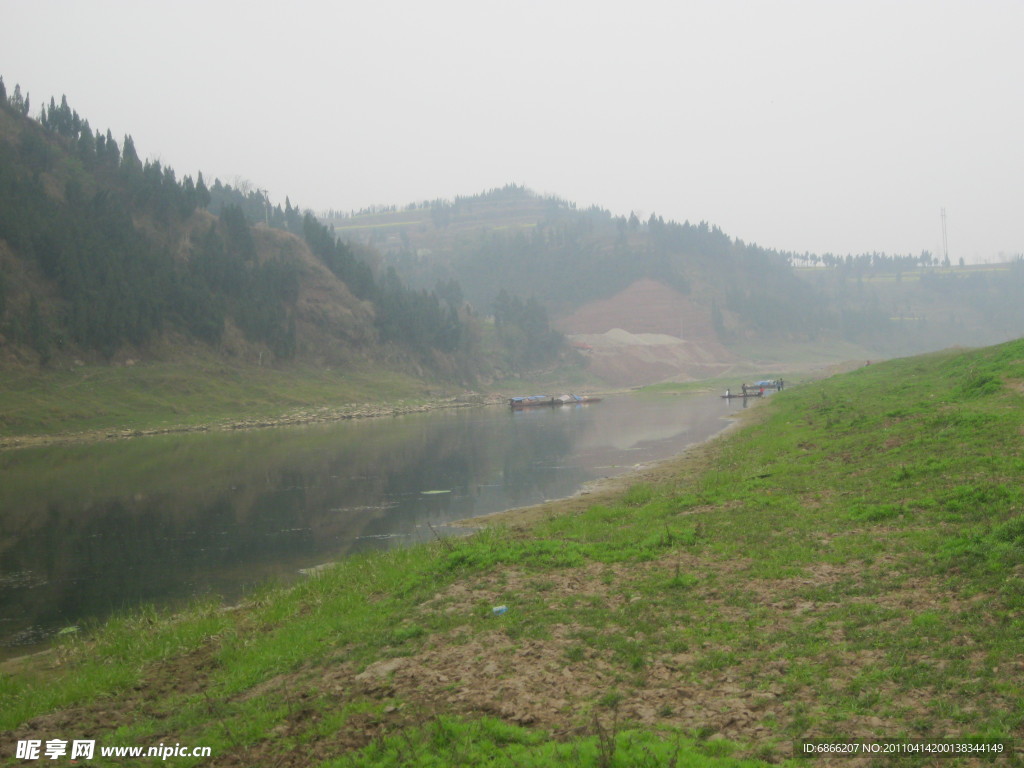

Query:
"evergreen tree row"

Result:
[[0, 80, 507, 370]]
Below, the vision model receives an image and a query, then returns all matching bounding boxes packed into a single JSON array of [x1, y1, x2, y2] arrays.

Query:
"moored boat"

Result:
[[509, 394, 603, 408], [509, 395, 554, 409], [553, 394, 602, 405]]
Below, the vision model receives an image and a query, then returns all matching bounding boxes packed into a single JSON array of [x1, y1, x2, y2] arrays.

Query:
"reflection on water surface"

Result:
[[0, 393, 747, 654]]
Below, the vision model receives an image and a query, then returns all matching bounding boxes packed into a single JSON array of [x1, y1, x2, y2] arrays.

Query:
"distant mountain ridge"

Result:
[[325, 185, 836, 381], [325, 185, 1024, 371]]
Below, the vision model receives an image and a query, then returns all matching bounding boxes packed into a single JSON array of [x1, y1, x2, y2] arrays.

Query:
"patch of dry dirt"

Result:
[[324, 552, 970, 758], [553, 279, 738, 386]]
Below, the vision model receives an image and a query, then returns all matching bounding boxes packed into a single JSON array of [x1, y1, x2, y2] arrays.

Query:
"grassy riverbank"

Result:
[[0, 356, 606, 448], [0, 358, 467, 445], [2, 340, 1023, 765]]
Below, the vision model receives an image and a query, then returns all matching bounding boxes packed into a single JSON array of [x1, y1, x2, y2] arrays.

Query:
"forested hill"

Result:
[[327, 186, 1024, 360], [326, 186, 809, 323], [326, 187, 861, 351], [0, 82, 544, 381]]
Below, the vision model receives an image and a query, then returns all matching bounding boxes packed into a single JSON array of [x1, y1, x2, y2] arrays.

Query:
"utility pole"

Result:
[[941, 207, 949, 265]]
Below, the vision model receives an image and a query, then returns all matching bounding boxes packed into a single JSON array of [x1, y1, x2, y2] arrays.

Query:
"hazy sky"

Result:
[[3, 0, 1022, 261]]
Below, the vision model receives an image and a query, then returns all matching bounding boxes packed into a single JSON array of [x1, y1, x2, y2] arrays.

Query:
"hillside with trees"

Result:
[[0, 81, 568, 383], [791, 254, 1024, 356], [327, 186, 846, 341], [326, 186, 1024, 371], [3, 76, 1021, 393]]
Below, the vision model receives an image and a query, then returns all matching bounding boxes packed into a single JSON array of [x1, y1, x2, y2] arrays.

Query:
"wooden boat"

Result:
[[510, 394, 603, 409], [509, 395, 554, 409], [553, 394, 602, 405]]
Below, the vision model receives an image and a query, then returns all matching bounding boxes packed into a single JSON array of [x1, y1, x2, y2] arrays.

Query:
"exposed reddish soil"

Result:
[[554, 279, 737, 386], [555, 278, 717, 339]]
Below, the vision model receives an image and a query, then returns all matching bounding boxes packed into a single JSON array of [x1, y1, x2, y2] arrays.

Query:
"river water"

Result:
[[0, 392, 751, 656]]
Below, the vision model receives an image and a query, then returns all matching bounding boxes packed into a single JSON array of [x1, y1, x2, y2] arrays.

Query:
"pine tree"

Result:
[[195, 171, 211, 208], [9, 84, 25, 114], [101, 129, 120, 168], [77, 119, 95, 160], [121, 134, 142, 175]]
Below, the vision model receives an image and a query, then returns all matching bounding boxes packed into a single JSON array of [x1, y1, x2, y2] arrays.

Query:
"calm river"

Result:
[[0, 392, 751, 656]]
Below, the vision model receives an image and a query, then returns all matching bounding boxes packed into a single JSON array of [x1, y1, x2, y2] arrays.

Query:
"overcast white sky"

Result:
[[3, 0, 1022, 261]]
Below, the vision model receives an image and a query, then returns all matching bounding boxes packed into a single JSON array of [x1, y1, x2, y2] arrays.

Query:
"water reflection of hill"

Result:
[[0, 394, 732, 654], [0, 407, 579, 652]]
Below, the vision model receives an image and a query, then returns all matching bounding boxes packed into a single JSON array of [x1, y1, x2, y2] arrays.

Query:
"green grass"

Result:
[[639, 368, 824, 397], [724, 338, 877, 367], [0, 357, 440, 438], [332, 716, 770, 767], [3, 338, 1024, 765]]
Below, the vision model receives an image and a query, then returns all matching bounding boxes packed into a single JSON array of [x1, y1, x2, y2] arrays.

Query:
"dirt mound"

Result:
[[555, 279, 716, 340], [571, 329, 735, 386], [554, 280, 735, 385]]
